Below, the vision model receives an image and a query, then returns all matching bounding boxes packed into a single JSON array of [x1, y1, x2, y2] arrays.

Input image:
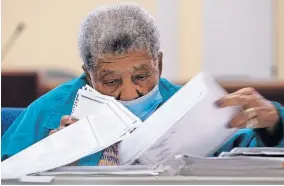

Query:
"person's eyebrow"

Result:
[[100, 61, 114, 63], [98, 70, 118, 78], [131, 64, 151, 72], [100, 55, 130, 63]]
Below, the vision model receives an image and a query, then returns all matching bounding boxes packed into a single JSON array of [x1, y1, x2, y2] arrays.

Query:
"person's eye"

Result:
[[135, 75, 149, 81], [104, 79, 120, 86]]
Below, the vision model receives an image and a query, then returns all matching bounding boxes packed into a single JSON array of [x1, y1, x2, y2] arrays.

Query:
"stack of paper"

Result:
[[35, 165, 168, 177], [1, 85, 141, 179], [219, 147, 284, 159], [119, 72, 240, 172], [230, 147, 284, 154], [175, 153, 284, 177], [71, 85, 141, 123]]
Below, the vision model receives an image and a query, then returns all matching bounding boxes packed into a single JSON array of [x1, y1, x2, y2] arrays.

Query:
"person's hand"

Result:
[[49, 115, 80, 166], [217, 87, 280, 130], [49, 115, 79, 135]]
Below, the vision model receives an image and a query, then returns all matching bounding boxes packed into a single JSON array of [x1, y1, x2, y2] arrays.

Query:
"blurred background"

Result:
[[1, 0, 284, 107]]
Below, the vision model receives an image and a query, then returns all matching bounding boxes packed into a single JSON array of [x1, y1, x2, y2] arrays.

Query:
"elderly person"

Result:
[[2, 4, 284, 166]]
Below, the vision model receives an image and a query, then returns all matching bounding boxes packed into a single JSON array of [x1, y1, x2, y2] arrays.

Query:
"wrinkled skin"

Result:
[[50, 51, 162, 135]]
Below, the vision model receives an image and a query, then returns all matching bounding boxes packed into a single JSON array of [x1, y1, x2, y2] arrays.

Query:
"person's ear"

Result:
[[82, 65, 93, 87], [158, 52, 163, 77]]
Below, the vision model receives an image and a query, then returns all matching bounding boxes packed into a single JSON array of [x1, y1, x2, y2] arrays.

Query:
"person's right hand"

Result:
[[49, 115, 79, 135]]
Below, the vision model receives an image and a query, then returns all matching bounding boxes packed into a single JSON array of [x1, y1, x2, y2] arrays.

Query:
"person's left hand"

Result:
[[217, 87, 280, 130], [49, 115, 79, 135]]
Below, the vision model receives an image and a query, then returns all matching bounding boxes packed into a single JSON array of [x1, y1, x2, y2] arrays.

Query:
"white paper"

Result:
[[118, 72, 239, 166], [2, 117, 99, 179], [88, 108, 132, 145], [1, 100, 138, 179], [71, 89, 107, 119], [175, 154, 284, 169], [72, 89, 141, 125], [219, 147, 284, 160], [175, 154, 284, 177], [36, 165, 166, 176], [231, 147, 284, 154], [19, 176, 55, 183]]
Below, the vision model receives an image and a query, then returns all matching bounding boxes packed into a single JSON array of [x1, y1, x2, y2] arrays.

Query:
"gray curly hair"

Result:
[[78, 3, 161, 70]]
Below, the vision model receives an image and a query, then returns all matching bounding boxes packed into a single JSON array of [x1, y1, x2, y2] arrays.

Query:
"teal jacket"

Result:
[[2, 74, 284, 164]]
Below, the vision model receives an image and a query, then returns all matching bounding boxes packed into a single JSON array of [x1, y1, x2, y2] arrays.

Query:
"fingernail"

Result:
[[67, 116, 77, 122], [71, 117, 78, 122], [229, 123, 235, 128], [215, 100, 222, 107], [226, 123, 232, 129]]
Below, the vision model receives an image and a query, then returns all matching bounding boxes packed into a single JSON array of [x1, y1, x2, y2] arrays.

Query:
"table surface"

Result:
[[3, 175, 284, 185]]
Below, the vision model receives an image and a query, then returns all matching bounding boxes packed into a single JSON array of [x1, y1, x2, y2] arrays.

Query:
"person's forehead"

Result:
[[97, 62, 152, 75], [94, 52, 154, 73], [100, 51, 150, 62]]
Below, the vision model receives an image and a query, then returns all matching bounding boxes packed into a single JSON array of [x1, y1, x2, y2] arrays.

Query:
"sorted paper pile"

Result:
[[175, 147, 284, 177]]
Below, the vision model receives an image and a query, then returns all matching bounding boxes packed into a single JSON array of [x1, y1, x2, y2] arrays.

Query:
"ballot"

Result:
[[118, 72, 240, 170], [1, 89, 141, 179]]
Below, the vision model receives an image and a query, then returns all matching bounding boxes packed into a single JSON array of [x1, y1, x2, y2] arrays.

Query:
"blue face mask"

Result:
[[118, 85, 163, 121]]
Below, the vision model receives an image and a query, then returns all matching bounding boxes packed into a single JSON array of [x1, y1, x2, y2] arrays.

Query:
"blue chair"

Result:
[[1, 108, 25, 136]]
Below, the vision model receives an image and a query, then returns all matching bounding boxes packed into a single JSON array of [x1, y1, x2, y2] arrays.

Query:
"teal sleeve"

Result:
[[77, 152, 103, 166], [212, 129, 256, 156], [1, 101, 50, 161], [254, 102, 284, 147], [214, 102, 284, 156]]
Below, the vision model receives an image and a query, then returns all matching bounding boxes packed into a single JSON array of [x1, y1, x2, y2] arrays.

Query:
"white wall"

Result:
[[3, 0, 282, 82], [1, 0, 157, 75], [156, 0, 180, 82], [1, 0, 201, 83], [276, 0, 284, 79], [202, 0, 274, 80]]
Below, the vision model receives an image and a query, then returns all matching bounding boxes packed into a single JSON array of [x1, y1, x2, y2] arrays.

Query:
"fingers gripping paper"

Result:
[[118, 72, 239, 170], [2, 92, 140, 179]]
